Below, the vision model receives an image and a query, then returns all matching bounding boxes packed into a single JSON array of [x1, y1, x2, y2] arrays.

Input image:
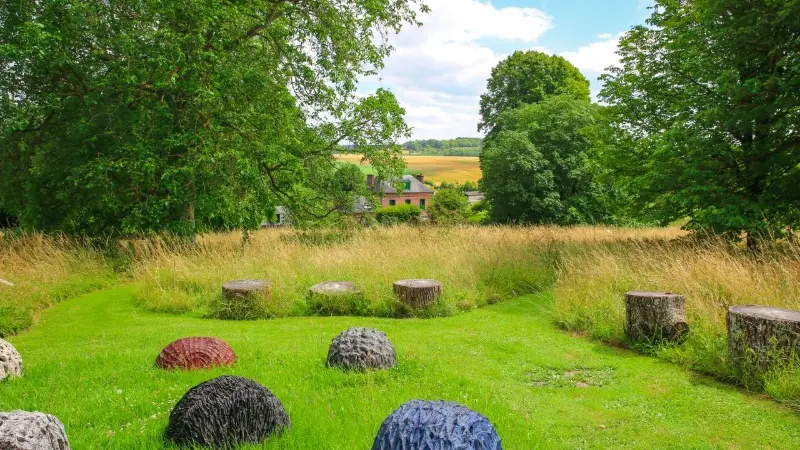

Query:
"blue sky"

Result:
[[359, 0, 654, 139]]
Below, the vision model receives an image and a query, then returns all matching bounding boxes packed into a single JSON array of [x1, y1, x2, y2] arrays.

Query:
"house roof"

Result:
[[374, 175, 433, 194]]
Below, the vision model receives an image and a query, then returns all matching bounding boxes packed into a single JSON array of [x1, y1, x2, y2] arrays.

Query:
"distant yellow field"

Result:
[[336, 154, 481, 184]]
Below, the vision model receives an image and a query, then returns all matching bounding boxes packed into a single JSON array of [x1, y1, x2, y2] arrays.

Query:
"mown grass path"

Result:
[[2, 287, 799, 449]]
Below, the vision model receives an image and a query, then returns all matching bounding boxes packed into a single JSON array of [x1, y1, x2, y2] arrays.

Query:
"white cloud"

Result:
[[559, 34, 622, 73], [361, 0, 554, 139]]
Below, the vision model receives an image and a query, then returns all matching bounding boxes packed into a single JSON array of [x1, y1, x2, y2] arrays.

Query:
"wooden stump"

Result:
[[308, 281, 362, 299], [218, 279, 271, 320], [727, 305, 800, 372], [307, 281, 365, 315], [624, 291, 688, 343], [393, 279, 442, 309]]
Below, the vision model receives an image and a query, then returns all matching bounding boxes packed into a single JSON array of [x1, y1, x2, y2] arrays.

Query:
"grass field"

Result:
[[335, 154, 481, 184], [3, 286, 800, 449], [3, 225, 800, 441]]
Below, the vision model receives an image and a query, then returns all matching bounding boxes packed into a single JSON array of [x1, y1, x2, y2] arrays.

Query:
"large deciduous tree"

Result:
[[0, 0, 423, 235], [481, 96, 611, 224], [600, 0, 800, 240], [478, 50, 590, 135]]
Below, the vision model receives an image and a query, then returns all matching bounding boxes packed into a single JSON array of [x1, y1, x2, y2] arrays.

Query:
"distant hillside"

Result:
[[402, 137, 482, 156]]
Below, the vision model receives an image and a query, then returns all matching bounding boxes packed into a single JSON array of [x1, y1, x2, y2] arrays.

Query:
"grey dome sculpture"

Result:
[[165, 375, 290, 449], [371, 400, 502, 450], [326, 327, 397, 371], [0, 411, 70, 450], [0, 338, 22, 381]]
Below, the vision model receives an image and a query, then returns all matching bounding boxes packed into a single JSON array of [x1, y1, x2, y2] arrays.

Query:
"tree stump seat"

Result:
[[218, 279, 271, 320], [727, 305, 800, 372], [308, 281, 362, 298], [393, 279, 442, 309], [624, 291, 688, 343], [222, 279, 271, 298]]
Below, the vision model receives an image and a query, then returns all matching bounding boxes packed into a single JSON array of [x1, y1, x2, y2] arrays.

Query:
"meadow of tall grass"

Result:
[[129, 226, 663, 319], [2, 225, 799, 405], [0, 233, 116, 336], [553, 236, 800, 406]]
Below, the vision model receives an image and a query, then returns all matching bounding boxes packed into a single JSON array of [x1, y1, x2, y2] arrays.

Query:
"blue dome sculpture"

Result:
[[371, 400, 502, 450]]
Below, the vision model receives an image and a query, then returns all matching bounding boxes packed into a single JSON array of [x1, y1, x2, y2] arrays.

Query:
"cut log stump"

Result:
[[727, 305, 800, 372], [308, 281, 362, 299], [624, 291, 688, 343], [393, 279, 442, 309], [307, 281, 365, 315], [218, 279, 271, 320]]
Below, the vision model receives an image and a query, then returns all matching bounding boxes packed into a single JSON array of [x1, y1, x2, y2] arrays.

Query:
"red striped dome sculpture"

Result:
[[156, 337, 236, 371]]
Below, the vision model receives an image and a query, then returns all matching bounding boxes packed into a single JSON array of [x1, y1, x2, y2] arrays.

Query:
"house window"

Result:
[[404, 180, 411, 191], [389, 199, 396, 206], [405, 199, 411, 205], [419, 199, 425, 209]]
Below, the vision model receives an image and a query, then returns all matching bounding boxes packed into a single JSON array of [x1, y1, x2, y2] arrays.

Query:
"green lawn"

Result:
[[2, 286, 799, 449]]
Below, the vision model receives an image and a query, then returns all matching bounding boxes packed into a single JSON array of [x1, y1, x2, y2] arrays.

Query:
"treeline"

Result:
[[402, 138, 482, 156], [477, 0, 800, 244]]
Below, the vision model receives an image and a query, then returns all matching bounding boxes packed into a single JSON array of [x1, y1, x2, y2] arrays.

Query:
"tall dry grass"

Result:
[[129, 225, 686, 318], [0, 232, 116, 336], [553, 236, 800, 406]]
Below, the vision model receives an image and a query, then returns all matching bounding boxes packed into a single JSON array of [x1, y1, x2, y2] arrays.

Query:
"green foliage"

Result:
[[599, 0, 800, 239], [402, 137, 482, 156], [438, 180, 480, 192], [427, 188, 469, 224], [479, 50, 590, 134], [0, 0, 422, 236], [480, 96, 613, 224], [375, 204, 421, 225]]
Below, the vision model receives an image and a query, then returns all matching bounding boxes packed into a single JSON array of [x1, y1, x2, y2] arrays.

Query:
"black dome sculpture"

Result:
[[165, 375, 290, 449], [371, 400, 502, 450], [326, 327, 397, 371]]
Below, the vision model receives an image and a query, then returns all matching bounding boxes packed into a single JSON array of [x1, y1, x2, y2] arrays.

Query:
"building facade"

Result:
[[367, 174, 434, 210]]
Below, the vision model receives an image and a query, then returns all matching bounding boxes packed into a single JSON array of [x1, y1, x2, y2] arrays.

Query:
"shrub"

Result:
[[375, 204, 421, 225], [428, 189, 469, 225]]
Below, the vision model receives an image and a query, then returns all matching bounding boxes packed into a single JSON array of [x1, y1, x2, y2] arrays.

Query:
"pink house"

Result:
[[367, 174, 433, 211]]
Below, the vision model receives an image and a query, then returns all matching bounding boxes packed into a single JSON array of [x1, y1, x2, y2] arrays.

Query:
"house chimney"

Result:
[[367, 174, 375, 186], [415, 173, 424, 183]]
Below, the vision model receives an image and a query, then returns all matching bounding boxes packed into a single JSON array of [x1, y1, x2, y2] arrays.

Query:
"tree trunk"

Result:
[[393, 279, 442, 309], [218, 279, 271, 320], [624, 291, 688, 343], [308, 281, 362, 299], [222, 279, 271, 299], [727, 305, 800, 372]]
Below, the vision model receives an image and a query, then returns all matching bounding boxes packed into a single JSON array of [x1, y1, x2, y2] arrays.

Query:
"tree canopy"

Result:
[[478, 50, 590, 135], [600, 0, 800, 239], [481, 96, 611, 224], [0, 0, 424, 235]]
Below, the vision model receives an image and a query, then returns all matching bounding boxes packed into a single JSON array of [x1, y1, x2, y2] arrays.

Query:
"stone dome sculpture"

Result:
[[326, 327, 397, 371], [156, 337, 236, 370], [0, 411, 70, 450], [371, 400, 502, 450], [165, 375, 290, 449], [0, 338, 22, 381]]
